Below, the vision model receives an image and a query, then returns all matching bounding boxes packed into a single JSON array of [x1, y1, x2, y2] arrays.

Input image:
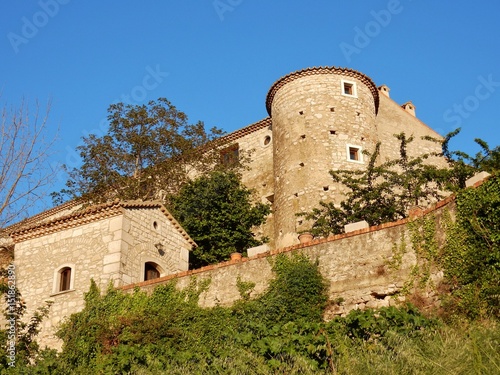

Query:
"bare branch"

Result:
[[0, 99, 59, 228]]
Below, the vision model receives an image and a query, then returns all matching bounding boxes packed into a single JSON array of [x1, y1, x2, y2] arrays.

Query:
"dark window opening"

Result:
[[220, 144, 239, 166], [343, 82, 354, 95], [144, 262, 161, 281], [59, 267, 71, 292], [349, 147, 360, 161]]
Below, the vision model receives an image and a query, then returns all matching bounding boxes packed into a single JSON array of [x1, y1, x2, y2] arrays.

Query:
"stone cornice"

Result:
[[265, 66, 380, 116], [10, 199, 196, 247]]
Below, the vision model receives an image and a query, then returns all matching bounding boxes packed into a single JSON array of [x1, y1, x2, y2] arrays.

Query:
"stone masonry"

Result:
[[6, 200, 194, 349], [122, 195, 456, 319], [213, 66, 447, 249], [1, 65, 453, 349]]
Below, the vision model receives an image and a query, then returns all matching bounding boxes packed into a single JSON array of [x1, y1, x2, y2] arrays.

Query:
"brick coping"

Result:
[[265, 66, 380, 116], [119, 194, 456, 291]]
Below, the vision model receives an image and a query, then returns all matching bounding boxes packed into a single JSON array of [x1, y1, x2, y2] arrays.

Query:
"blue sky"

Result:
[[1, 0, 500, 214]]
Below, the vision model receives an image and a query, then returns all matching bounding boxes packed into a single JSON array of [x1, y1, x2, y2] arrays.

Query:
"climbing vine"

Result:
[[408, 214, 440, 290]]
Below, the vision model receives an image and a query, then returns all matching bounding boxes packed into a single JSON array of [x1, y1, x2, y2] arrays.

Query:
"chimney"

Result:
[[378, 84, 390, 98], [401, 101, 416, 117]]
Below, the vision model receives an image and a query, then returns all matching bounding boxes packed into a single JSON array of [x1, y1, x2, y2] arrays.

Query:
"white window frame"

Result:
[[346, 144, 364, 163], [52, 264, 76, 295], [341, 79, 358, 98]]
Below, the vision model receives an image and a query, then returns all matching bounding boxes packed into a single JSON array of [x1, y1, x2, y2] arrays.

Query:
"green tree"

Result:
[[431, 128, 500, 191], [321, 129, 500, 238], [470, 138, 500, 173], [59, 98, 224, 204], [169, 170, 270, 268], [301, 132, 464, 237]]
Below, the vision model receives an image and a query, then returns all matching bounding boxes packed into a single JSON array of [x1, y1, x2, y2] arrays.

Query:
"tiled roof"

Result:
[[265, 66, 380, 116], [0, 199, 82, 237], [204, 117, 272, 150], [9, 199, 196, 246]]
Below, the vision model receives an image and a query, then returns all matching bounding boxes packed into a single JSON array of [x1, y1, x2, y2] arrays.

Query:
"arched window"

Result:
[[59, 267, 72, 292], [144, 262, 161, 281]]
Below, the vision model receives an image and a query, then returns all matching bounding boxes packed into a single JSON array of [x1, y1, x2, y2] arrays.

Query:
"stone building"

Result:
[[217, 66, 446, 249], [1, 199, 194, 348], [0, 65, 447, 348]]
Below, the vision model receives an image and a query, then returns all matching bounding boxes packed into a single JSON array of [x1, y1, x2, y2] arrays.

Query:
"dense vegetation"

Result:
[[440, 174, 500, 320], [2, 126, 499, 373], [1, 252, 499, 374], [169, 170, 270, 268]]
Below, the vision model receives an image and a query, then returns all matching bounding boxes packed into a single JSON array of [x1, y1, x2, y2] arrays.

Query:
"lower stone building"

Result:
[[1, 199, 194, 349]]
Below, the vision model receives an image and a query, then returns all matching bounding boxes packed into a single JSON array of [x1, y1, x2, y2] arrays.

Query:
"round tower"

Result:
[[266, 66, 379, 248]]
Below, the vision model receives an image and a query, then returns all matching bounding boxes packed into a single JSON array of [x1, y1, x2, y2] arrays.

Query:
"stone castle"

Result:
[[218, 66, 444, 249], [0, 66, 447, 348]]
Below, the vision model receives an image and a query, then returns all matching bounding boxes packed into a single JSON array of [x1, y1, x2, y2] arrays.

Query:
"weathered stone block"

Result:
[[465, 171, 491, 187], [247, 244, 270, 257], [344, 220, 369, 233]]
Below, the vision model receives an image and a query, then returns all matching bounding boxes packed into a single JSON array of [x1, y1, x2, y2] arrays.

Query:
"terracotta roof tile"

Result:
[[202, 117, 272, 151], [265, 66, 380, 116], [10, 199, 196, 246]]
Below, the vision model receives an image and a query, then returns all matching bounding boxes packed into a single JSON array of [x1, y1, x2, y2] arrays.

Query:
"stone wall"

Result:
[[375, 93, 447, 167], [269, 72, 378, 248], [13, 216, 119, 349], [121, 207, 191, 285], [224, 119, 275, 248], [122, 197, 456, 318], [226, 68, 447, 250]]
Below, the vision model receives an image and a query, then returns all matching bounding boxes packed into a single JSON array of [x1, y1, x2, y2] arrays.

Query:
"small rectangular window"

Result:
[[341, 79, 357, 97], [344, 83, 353, 95], [349, 147, 359, 161], [346, 144, 363, 163]]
